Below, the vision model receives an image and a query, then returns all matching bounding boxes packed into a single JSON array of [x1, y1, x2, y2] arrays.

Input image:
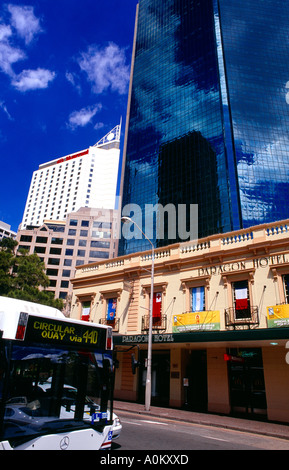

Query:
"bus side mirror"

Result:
[[131, 354, 139, 375]]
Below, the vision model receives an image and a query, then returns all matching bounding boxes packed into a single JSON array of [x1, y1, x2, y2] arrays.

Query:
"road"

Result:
[[112, 411, 289, 451]]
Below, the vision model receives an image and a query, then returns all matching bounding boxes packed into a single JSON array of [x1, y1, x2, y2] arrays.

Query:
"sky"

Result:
[[0, 0, 138, 232]]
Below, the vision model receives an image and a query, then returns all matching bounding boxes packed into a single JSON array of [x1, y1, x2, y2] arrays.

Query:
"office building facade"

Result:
[[0, 221, 16, 240], [119, 0, 289, 254], [21, 125, 121, 230], [17, 207, 117, 301]]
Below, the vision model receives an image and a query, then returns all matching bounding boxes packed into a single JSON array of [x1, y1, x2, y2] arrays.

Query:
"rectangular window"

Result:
[[70, 219, 77, 226], [62, 269, 71, 277], [76, 259, 85, 266], [46, 268, 58, 276], [34, 246, 46, 254], [77, 249, 86, 257], [61, 280, 69, 288], [92, 230, 103, 238], [51, 238, 63, 245], [20, 235, 32, 242], [91, 240, 110, 248], [1, 343, 112, 442], [59, 292, 68, 299], [65, 249, 73, 256], [48, 258, 60, 266], [89, 250, 109, 259], [36, 236, 47, 244], [49, 247, 62, 255]]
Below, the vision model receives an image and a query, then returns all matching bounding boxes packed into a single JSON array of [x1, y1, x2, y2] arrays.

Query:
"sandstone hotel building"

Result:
[[71, 219, 289, 423]]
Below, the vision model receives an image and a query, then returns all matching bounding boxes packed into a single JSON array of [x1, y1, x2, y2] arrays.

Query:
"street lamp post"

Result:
[[121, 216, 154, 412]]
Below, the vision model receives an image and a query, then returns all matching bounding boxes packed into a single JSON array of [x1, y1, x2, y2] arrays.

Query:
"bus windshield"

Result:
[[0, 341, 113, 446]]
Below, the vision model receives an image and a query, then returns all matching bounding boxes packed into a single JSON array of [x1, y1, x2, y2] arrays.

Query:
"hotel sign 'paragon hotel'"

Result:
[[71, 220, 289, 423]]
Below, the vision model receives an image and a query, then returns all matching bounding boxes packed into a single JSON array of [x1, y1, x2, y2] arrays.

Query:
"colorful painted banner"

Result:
[[173, 310, 220, 332], [267, 304, 289, 328]]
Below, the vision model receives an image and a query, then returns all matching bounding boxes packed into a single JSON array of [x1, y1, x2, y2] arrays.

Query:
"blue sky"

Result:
[[0, 0, 138, 232]]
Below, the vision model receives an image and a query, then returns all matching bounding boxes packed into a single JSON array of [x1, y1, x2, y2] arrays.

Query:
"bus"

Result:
[[0, 296, 119, 450]]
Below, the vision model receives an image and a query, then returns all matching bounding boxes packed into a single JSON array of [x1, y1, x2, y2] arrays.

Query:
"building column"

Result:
[[207, 348, 230, 414]]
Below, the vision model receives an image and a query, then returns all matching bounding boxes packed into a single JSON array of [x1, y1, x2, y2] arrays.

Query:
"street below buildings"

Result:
[[112, 411, 289, 451]]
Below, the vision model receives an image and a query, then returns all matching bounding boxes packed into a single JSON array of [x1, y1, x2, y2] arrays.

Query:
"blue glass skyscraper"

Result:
[[119, 0, 289, 254]]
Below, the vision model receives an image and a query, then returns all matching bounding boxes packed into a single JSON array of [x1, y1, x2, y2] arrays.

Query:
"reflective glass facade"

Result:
[[219, 0, 289, 228], [119, 0, 289, 254]]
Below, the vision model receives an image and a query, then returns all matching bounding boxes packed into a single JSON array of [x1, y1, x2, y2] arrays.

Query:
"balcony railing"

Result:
[[99, 317, 120, 332], [142, 315, 167, 332], [225, 306, 259, 329]]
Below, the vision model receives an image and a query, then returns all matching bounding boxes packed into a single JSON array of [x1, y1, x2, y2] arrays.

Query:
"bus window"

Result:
[[0, 341, 6, 440], [1, 343, 113, 445]]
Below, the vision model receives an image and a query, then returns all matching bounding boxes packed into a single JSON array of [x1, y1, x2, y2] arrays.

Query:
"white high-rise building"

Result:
[[20, 125, 121, 229], [0, 221, 16, 240]]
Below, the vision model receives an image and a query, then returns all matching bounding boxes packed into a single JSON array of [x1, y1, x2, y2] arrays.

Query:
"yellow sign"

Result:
[[173, 311, 220, 332], [267, 305, 289, 328]]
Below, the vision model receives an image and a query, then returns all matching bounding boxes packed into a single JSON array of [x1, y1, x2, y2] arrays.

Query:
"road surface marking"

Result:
[[122, 419, 142, 426], [142, 420, 169, 426], [201, 435, 227, 442]]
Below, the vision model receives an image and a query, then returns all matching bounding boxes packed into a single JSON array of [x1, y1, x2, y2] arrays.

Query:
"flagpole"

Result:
[[145, 244, 154, 412], [121, 216, 154, 411]]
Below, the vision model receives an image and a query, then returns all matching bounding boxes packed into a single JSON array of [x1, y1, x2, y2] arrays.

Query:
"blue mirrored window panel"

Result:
[[219, 0, 289, 228], [120, 0, 289, 255]]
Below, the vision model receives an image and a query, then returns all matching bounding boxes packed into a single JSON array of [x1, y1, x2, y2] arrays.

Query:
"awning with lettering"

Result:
[[113, 328, 289, 347]]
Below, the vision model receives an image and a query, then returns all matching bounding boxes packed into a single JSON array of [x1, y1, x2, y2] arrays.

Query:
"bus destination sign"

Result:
[[24, 316, 106, 349]]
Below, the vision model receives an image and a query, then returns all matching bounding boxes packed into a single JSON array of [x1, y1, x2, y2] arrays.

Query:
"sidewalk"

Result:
[[114, 400, 289, 441]]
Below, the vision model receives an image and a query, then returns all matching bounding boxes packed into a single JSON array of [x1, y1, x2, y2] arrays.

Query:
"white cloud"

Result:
[[65, 71, 76, 86], [78, 42, 130, 95], [94, 122, 104, 130], [67, 104, 102, 130], [0, 101, 12, 120], [0, 21, 26, 76], [0, 24, 12, 41], [65, 71, 81, 94], [0, 39, 26, 75], [0, 5, 54, 93], [7, 4, 43, 45], [11, 68, 56, 91]]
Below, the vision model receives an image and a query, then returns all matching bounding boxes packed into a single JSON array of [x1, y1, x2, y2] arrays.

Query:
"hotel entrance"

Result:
[[227, 348, 267, 417], [138, 350, 170, 407], [184, 350, 208, 412]]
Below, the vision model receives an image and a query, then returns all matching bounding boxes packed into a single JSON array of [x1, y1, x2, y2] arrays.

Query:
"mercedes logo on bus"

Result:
[[60, 436, 70, 450]]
